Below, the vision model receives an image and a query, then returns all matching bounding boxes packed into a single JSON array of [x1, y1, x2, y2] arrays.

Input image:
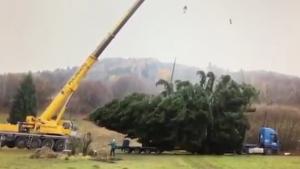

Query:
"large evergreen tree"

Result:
[[90, 71, 258, 154], [8, 73, 37, 124]]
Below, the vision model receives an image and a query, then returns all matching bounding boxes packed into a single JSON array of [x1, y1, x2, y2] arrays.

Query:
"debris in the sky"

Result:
[[183, 5, 188, 14], [229, 18, 232, 24]]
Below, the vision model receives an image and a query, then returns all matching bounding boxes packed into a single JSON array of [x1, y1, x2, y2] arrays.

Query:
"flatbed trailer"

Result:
[[117, 145, 161, 154], [116, 139, 162, 154]]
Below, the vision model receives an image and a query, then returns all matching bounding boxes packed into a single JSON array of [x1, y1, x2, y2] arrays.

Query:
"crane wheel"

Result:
[[5, 141, 15, 148], [54, 140, 65, 152], [15, 137, 28, 149], [42, 138, 55, 149], [29, 138, 42, 149]]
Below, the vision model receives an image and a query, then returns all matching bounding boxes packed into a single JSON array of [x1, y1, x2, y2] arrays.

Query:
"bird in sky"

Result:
[[183, 5, 188, 14]]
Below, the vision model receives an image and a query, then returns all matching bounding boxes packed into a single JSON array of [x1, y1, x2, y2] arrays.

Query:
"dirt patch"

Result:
[[30, 146, 58, 159], [76, 119, 141, 151]]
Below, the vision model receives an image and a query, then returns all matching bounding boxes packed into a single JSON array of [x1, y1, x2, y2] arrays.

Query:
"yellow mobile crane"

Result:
[[0, 0, 144, 151]]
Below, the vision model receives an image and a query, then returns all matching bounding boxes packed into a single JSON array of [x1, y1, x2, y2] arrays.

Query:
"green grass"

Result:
[[0, 149, 300, 169]]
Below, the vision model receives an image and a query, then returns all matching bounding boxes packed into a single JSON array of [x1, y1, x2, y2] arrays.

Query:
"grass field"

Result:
[[0, 149, 300, 169]]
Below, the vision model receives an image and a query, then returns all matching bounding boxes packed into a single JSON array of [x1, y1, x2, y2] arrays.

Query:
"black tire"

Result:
[[145, 149, 151, 154], [29, 138, 42, 149], [123, 147, 130, 153], [264, 148, 272, 155], [54, 140, 65, 152], [273, 150, 279, 155], [15, 137, 28, 149], [0, 136, 4, 147], [42, 138, 55, 149], [6, 141, 15, 148], [155, 149, 162, 154], [134, 148, 141, 154]]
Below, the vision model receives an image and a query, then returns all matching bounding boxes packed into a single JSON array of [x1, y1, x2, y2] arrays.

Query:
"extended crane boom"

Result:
[[40, 0, 145, 122], [0, 0, 145, 151]]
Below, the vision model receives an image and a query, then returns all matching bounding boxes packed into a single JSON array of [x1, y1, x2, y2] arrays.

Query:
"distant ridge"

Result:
[[0, 58, 299, 114]]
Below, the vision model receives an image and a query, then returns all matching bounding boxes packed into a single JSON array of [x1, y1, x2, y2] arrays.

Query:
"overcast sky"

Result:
[[0, 0, 299, 77]]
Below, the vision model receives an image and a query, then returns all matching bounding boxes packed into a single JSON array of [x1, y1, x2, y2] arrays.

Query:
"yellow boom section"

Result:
[[38, 0, 145, 122], [39, 55, 97, 121]]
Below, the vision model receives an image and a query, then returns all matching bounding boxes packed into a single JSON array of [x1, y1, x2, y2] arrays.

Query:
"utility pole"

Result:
[[170, 58, 176, 83]]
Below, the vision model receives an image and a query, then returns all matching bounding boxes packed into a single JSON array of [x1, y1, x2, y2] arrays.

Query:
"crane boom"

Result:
[[39, 0, 145, 121]]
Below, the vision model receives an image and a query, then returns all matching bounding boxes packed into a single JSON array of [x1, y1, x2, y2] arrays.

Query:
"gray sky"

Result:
[[0, 0, 300, 77]]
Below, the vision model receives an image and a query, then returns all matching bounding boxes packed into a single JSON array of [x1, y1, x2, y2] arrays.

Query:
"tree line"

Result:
[[90, 71, 258, 154], [3, 70, 150, 123], [0, 70, 149, 115]]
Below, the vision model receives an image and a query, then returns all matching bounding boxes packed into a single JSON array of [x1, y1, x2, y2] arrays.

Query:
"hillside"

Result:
[[0, 58, 300, 114]]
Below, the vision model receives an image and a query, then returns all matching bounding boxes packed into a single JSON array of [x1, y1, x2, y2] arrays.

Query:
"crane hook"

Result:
[[183, 5, 188, 14]]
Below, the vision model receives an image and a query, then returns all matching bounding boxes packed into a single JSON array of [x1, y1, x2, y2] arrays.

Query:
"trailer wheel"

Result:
[[42, 138, 55, 149], [133, 148, 141, 154], [29, 138, 42, 149], [123, 147, 130, 153], [54, 140, 65, 152], [145, 149, 151, 154], [15, 137, 28, 149], [155, 149, 162, 154]]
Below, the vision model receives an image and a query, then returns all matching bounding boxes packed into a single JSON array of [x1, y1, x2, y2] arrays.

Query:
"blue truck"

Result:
[[243, 127, 280, 155], [115, 127, 280, 155]]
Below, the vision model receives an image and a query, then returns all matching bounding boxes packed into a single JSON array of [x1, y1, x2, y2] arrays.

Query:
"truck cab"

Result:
[[243, 127, 280, 155], [259, 127, 280, 154]]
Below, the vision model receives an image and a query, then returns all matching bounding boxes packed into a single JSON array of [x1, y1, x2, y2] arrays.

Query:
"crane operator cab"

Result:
[[62, 120, 78, 136]]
